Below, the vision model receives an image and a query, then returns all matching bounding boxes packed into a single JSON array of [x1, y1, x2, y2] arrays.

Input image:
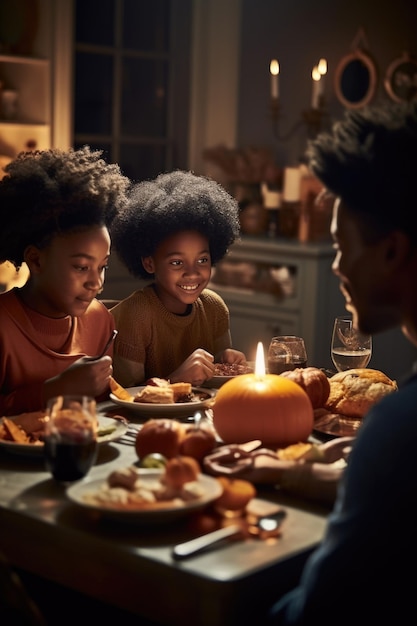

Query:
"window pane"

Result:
[[75, 0, 115, 46], [74, 52, 114, 134], [74, 141, 113, 165], [123, 0, 170, 51], [121, 57, 168, 136], [119, 143, 167, 181]]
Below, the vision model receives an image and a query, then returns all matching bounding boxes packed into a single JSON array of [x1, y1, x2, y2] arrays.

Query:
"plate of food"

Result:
[[312, 367, 398, 439], [204, 362, 254, 389], [109, 377, 216, 418], [66, 466, 223, 522], [0, 413, 128, 457], [312, 409, 362, 439]]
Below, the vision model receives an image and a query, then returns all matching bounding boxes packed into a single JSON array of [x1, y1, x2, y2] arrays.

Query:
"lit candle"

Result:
[[270, 59, 279, 100], [318, 58, 327, 96], [311, 66, 321, 109], [255, 341, 266, 376]]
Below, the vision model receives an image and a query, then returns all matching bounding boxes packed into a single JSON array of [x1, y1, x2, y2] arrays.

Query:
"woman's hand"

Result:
[[45, 355, 113, 400], [169, 348, 215, 386]]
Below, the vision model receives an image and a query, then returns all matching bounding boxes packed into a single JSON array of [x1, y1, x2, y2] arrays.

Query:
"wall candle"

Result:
[[311, 66, 321, 109], [270, 59, 279, 99], [318, 58, 327, 96]]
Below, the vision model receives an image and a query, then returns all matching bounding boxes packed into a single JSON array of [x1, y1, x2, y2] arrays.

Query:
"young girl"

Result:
[[110, 169, 247, 387], [0, 146, 130, 415]]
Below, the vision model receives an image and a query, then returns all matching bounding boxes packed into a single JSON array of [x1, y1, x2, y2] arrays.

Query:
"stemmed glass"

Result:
[[331, 316, 372, 372], [267, 336, 308, 374]]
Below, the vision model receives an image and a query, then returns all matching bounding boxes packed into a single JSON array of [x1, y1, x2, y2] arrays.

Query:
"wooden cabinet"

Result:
[[209, 237, 345, 370], [0, 54, 51, 157]]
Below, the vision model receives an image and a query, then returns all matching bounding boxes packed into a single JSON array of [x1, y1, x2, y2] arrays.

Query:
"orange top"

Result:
[[0, 289, 114, 415]]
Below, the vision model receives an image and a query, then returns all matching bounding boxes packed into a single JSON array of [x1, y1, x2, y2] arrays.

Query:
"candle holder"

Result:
[[271, 96, 327, 141]]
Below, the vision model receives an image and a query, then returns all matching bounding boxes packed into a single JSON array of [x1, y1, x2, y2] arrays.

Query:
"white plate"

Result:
[[0, 414, 128, 458], [66, 470, 223, 522], [109, 386, 216, 418]]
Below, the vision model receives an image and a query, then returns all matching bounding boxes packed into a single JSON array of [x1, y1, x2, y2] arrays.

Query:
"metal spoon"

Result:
[[172, 508, 287, 560]]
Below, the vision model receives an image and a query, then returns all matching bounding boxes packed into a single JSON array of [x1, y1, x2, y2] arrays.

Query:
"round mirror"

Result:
[[334, 50, 378, 109], [384, 53, 417, 103]]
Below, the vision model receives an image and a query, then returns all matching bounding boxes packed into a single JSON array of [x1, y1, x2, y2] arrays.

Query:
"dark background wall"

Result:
[[236, 0, 417, 168]]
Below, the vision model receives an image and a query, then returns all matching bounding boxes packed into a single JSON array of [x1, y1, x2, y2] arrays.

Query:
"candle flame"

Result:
[[318, 58, 327, 76], [312, 66, 321, 82], [255, 342, 266, 376], [270, 59, 279, 76]]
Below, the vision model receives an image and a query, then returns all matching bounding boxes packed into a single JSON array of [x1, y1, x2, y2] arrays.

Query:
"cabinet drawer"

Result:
[[229, 310, 298, 360]]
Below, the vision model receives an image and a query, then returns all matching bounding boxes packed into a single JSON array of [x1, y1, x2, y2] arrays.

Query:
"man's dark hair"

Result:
[[307, 101, 417, 243]]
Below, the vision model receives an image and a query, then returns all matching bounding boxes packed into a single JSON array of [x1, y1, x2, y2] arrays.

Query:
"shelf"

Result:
[[0, 55, 51, 124], [0, 53, 51, 156], [0, 54, 49, 66], [0, 122, 50, 153]]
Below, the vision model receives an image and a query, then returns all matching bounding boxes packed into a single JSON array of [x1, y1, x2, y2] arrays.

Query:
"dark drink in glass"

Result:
[[44, 438, 97, 482], [44, 395, 98, 483], [267, 356, 308, 375]]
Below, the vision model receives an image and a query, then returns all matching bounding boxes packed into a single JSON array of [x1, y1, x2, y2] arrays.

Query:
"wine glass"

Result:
[[267, 336, 308, 374], [331, 317, 372, 372], [44, 395, 98, 484]]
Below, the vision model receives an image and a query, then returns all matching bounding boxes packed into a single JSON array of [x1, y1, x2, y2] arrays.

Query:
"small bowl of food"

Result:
[[204, 361, 254, 389]]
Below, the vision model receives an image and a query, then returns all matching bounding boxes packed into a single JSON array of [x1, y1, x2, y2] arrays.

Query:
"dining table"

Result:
[[0, 398, 333, 626]]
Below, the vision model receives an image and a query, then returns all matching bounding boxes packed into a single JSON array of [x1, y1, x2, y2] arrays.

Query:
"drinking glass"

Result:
[[331, 317, 372, 372], [44, 395, 98, 484], [267, 336, 308, 375]]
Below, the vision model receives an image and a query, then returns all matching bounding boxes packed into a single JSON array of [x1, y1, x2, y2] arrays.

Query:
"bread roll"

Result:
[[324, 368, 397, 418]]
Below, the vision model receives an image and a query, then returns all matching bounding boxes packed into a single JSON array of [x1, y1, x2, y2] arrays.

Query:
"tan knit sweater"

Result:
[[111, 285, 230, 385]]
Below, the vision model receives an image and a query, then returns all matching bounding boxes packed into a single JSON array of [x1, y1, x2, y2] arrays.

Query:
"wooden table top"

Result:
[[0, 401, 330, 626]]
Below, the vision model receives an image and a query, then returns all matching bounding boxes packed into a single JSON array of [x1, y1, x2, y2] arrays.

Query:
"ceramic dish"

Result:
[[204, 361, 255, 389], [0, 415, 128, 458], [66, 470, 222, 523], [109, 386, 216, 418]]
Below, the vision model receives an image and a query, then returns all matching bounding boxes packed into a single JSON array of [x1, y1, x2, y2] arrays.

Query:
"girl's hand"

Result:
[[46, 356, 113, 400], [169, 348, 215, 387], [217, 348, 247, 365]]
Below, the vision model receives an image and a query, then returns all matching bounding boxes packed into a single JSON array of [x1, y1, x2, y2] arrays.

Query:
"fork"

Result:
[[118, 425, 140, 445], [83, 329, 118, 362]]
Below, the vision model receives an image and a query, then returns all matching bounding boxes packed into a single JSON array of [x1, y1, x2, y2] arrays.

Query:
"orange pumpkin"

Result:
[[163, 455, 200, 489], [279, 367, 330, 409], [135, 418, 186, 460], [212, 373, 313, 447], [214, 477, 256, 515]]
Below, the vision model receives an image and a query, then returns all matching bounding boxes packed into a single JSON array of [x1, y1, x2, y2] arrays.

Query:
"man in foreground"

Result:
[[266, 102, 417, 624]]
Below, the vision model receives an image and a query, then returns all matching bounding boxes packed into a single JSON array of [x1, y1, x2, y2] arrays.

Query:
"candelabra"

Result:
[[269, 57, 328, 141], [270, 96, 327, 141]]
